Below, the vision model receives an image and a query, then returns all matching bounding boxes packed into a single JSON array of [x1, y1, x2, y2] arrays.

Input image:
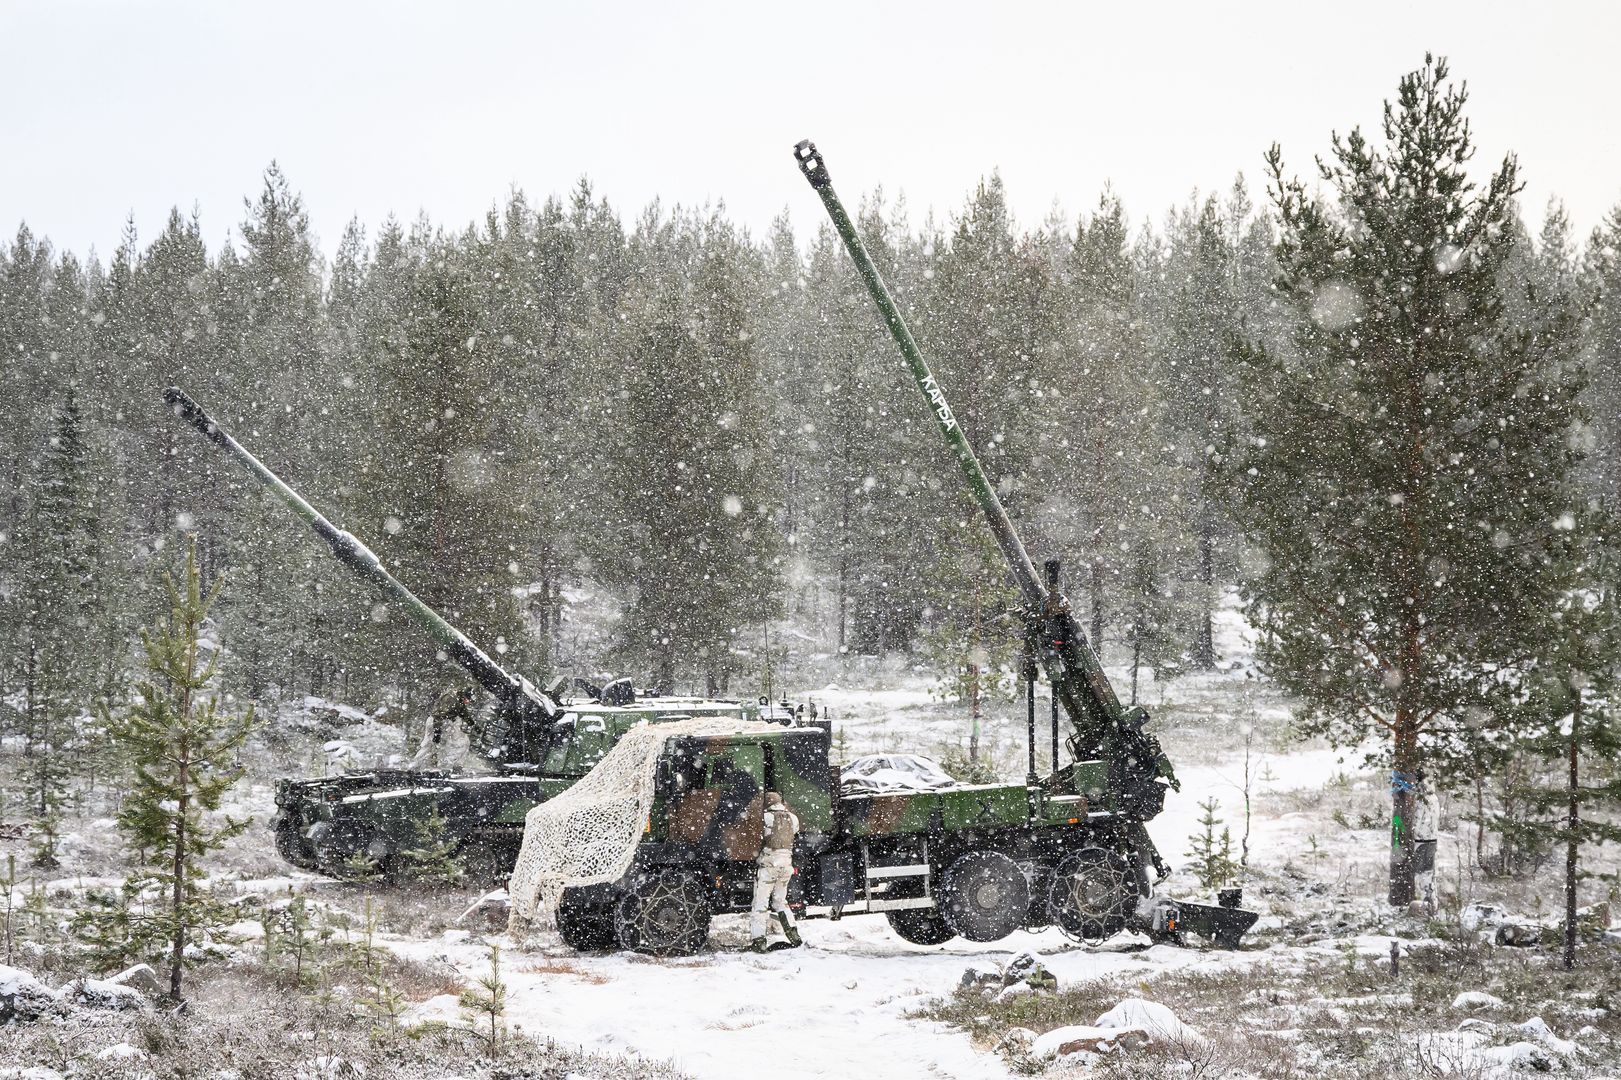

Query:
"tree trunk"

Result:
[[1389, 717, 1418, 907], [170, 748, 189, 1002], [1192, 520, 1215, 669], [653, 641, 675, 697], [1564, 688, 1581, 971], [1130, 637, 1141, 706], [1089, 561, 1104, 656], [967, 660, 981, 764], [835, 488, 850, 654]]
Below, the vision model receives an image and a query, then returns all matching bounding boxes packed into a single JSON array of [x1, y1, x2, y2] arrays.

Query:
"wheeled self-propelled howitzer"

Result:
[[164, 388, 800, 879], [792, 140, 1256, 946], [530, 147, 1256, 956]]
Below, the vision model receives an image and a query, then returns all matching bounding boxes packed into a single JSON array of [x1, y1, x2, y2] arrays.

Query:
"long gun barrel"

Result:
[[793, 141, 1149, 772], [162, 387, 557, 736]]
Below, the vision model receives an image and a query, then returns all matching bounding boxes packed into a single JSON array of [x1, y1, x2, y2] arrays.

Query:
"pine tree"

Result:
[[459, 943, 508, 1059], [918, 501, 1018, 759], [800, 199, 937, 656], [1038, 191, 1156, 654], [1231, 55, 1587, 905], [105, 539, 256, 1000], [1581, 201, 1621, 502], [1486, 508, 1620, 969], [1185, 797, 1237, 891], [213, 163, 339, 699], [18, 387, 103, 866]]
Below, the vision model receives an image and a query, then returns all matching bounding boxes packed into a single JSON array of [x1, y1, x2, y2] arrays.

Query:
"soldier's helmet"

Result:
[[766, 791, 786, 810]]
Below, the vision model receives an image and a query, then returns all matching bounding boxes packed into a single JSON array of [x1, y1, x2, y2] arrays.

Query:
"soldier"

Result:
[[412, 685, 475, 769], [750, 791, 802, 952]]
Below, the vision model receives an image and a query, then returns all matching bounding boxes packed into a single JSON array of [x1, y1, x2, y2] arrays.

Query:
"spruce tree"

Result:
[[17, 387, 104, 865], [105, 539, 256, 1000], [607, 213, 781, 692], [801, 200, 937, 656], [1231, 55, 1586, 904]]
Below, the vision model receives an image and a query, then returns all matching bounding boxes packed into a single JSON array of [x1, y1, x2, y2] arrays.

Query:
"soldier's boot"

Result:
[[777, 912, 803, 948], [749, 937, 770, 954]]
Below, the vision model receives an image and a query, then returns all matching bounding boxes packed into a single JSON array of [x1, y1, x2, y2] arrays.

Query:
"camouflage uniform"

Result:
[[413, 687, 474, 769], [750, 791, 801, 949]]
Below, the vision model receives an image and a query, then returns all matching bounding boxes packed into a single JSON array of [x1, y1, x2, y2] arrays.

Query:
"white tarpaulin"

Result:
[[838, 753, 958, 796], [506, 715, 782, 937]]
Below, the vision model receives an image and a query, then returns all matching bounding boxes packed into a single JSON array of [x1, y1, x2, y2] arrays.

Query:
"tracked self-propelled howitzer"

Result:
[[164, 388, 798, 880], [518, 145, 1256, 956]]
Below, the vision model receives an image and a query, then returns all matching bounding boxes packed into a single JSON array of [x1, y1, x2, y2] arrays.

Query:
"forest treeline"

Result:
[[0, 167, 1293, 709], [3, 64, 1621, 829]]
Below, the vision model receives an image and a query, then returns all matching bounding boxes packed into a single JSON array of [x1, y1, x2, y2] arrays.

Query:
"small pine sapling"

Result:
[[70, 884, 139, 970], [460, 943, 507, 1059], [1185, 797, 1238, 891], [359, 898, 405, 1024], [104, 539, 257, 1001], [1, 854, 16, 964], [400, 807, 465, 885], [338, 851, 383, 883], [284, 893, 316, 985]]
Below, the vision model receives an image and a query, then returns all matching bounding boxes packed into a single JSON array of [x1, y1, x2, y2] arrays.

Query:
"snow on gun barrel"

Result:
[[507, 716, 786, 936]]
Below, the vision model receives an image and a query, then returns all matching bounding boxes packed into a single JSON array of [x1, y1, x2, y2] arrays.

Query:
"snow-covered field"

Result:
[[5, 597, 1619, 1078]]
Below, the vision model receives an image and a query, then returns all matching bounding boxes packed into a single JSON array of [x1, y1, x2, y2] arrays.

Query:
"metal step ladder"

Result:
[[861, 839, 935, 912]]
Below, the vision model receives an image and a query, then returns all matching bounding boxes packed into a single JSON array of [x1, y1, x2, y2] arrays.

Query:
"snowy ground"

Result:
[[6, 595, 1619, 1077]]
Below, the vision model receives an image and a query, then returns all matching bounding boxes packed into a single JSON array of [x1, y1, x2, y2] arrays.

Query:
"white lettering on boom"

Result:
[[920, 375, 958, 432]]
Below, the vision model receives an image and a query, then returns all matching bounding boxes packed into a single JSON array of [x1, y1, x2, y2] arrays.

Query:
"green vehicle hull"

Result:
[[558, 727, 1255, 954], [274, 699, 784, 880]]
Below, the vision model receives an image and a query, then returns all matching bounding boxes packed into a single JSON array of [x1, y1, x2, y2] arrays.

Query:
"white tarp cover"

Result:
[[506, 715, 783, 936], [839, 753, 958, 796]]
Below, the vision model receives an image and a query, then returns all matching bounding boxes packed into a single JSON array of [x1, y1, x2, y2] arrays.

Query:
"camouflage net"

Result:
[[506, 715, 782, 938]]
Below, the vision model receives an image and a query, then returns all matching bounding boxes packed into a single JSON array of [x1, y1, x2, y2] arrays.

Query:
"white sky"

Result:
[[3, 0, 1618, 261]]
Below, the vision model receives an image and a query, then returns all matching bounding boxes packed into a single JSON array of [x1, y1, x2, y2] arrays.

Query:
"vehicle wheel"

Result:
[[886, 905, 956, 945], [613, 871, 711, 956], [1046, 848, 1137, 945], [557, 890, 617, 952], [456, 839, 514, 887], [940, 850, 1029, 943], [274, 817, 318, 870]]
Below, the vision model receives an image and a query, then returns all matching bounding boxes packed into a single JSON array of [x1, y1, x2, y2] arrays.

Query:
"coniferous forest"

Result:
[[6, 49, 1621, 1078], [2, 54, 1620, 893]]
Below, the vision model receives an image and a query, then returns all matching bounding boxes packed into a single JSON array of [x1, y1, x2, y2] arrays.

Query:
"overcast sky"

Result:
[[3, 0, 1618, 261]]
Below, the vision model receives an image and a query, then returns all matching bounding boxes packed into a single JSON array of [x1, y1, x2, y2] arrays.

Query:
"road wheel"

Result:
[[1046, 848, 1137, 945], [557, 890, 617, 952], [613, 872, 711, 956], [455, 839, 514, 887], [273, 817, 318, 870], [940, 850, 1029, 943]]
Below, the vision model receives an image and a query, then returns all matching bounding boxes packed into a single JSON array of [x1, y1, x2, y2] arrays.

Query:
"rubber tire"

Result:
[[273, 817, 319, 870], [886, 906, 957, 945], [558, 891, 618, 952], [613, 872, 712, 956], [1046, 848, 1137, 945], [940, 850, 1029, 943], [456, 840, 514, 887]]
